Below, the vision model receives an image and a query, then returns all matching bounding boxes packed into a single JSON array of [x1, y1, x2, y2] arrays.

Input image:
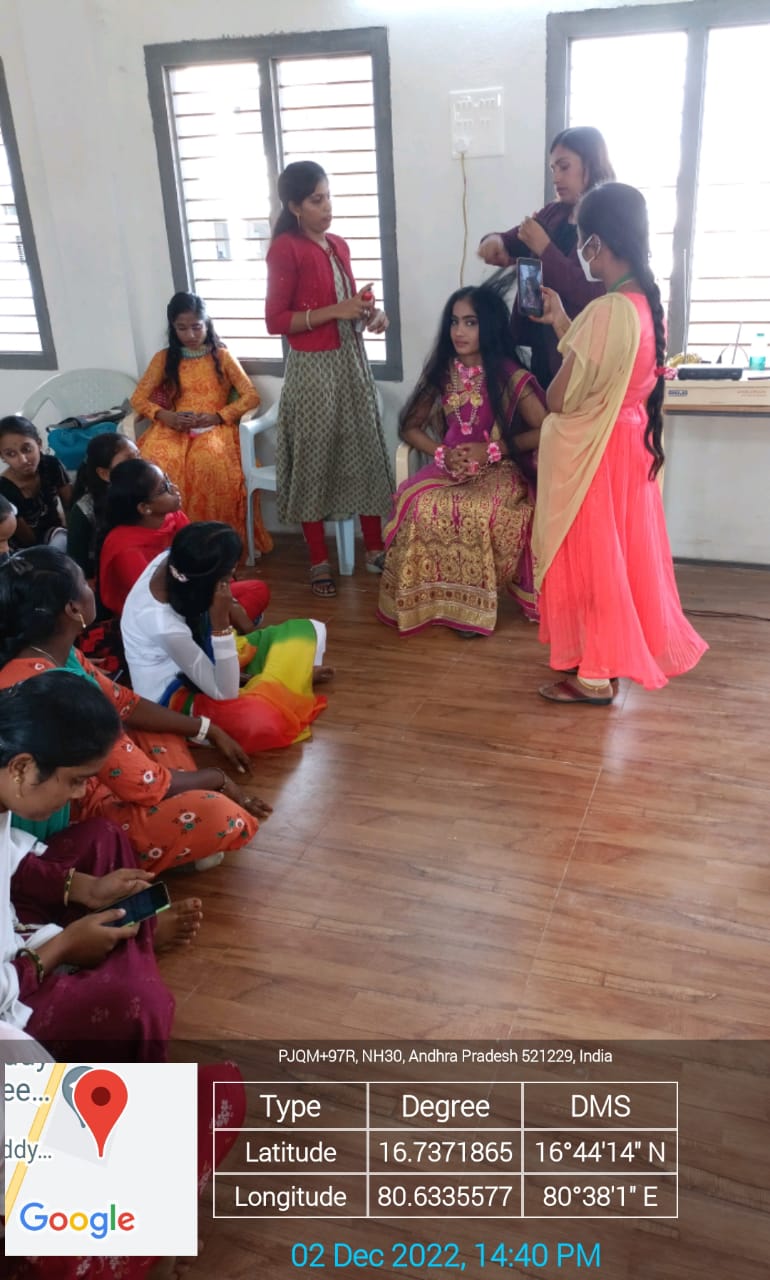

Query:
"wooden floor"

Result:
[[161, 542, 770, 1044], [155, 541, 770, 1277]]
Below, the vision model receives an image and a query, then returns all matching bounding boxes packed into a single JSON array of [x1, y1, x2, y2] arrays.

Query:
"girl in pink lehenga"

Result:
[[532, 182, 707, 704], [377, 285, 546, 636]]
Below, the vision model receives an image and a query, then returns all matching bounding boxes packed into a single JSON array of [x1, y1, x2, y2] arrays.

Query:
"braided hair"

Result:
[[163, 292, 224, 403], [576, 182, 665, 478], [0, 546, 83, 667]]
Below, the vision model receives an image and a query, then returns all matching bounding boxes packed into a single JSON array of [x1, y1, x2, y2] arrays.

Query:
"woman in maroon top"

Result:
[[266, 161, 395, 597], [478, 127, 615, 387]]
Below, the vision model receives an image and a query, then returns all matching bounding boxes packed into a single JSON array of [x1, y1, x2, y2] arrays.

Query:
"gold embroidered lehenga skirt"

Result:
[[377, 460, 535, 635]]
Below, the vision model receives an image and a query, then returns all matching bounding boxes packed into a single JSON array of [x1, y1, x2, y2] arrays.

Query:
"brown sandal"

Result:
[[310, 562, 337, 598], [539, 677, 615, 706]]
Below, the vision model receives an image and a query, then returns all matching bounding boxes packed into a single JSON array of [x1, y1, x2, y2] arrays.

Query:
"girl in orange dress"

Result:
[[0, 547, 272, 871], [132, 291, 272, 555]]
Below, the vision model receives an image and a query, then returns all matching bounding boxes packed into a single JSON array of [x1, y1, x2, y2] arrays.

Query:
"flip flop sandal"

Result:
[[539, 678, 615, 706], [310, 562, 337, 598]]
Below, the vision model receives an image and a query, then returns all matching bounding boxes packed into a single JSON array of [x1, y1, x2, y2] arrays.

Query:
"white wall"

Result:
[[0, 0, 766, 561]]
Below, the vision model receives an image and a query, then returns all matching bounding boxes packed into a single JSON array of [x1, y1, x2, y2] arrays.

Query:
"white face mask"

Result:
[[578, 236, 600, 281]]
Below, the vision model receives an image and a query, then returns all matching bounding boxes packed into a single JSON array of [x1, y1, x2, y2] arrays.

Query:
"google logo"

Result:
[[19, 1202, 135, 1240]]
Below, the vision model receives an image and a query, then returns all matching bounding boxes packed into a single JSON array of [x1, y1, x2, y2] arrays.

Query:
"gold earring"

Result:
[[75, 611, 87, 630], [14, 772, 23, 796]]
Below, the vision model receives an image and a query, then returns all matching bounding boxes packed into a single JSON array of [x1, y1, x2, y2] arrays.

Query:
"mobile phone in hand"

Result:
[[517, 257, 544, 318], [106, 882, 171, 927]]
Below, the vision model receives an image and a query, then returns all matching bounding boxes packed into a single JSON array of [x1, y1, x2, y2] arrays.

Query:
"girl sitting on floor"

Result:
[[0, 416, 71, 550], [122, 522, 332, 755], [0, 548, 272, 872], [66, 432, 138, 579]]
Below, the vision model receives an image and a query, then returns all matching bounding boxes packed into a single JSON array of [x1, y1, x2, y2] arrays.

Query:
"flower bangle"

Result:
[[487, 441, 502, 464], [434, 446, 447, 472]]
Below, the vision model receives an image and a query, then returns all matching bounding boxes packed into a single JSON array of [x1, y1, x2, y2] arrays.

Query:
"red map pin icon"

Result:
[[73, 1069, 128, 1158]]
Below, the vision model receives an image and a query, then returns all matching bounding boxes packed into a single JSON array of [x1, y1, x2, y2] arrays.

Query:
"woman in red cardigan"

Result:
[[265, 161, 395, 597], [478, 127, 615, 388]]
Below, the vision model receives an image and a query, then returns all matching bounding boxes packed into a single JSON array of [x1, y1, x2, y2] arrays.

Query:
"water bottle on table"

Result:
[[749, 332, 767, 371]]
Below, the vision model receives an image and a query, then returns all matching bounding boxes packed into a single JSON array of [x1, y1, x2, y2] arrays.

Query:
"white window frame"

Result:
[[0, 61, 56, 370], [145, 28, 402, 380], [546, 0, 770, 357]]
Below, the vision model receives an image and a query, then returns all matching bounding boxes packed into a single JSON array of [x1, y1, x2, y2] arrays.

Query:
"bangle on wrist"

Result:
[[18, 947, 45, 986], [211, 625, 235, 638], [434, 445, 447, 472], [63, 866, 75, 907], [305, 309, 313, 331], [486, 441, 502, 464], [214, 768, 227, 792], [191, 715, 211, 746]]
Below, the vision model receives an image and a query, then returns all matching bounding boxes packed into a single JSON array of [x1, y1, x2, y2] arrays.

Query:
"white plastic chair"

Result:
[[395, 441, 417, 487], [19, 369, 137, 433], [239, 402, 355, 572]]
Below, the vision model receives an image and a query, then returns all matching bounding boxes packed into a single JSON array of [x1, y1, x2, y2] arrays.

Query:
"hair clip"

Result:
[[655, 366, 676, 380], [168, 564, 188, 583]]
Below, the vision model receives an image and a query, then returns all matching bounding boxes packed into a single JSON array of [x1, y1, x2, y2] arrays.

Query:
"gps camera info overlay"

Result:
[[3, 1040, 768, 1277]]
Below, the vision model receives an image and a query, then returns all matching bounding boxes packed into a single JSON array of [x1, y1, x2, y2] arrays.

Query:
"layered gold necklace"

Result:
[[444, 358, 485, 436]]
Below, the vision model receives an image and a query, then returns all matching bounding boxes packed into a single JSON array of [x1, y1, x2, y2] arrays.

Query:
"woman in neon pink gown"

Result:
[[532, 182, 707, 704]]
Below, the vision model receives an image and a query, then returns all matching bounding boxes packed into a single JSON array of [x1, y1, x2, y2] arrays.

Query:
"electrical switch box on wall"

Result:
[[450, 87, 504, 158]]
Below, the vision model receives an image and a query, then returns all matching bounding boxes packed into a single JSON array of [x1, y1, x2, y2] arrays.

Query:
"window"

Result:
[[0, 62, 56, 369], [146, 30, 401, 379], [547, 1, 770, 362]]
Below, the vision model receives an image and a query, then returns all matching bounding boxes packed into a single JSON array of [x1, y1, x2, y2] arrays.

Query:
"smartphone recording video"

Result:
[[517, 257, 544, 318]]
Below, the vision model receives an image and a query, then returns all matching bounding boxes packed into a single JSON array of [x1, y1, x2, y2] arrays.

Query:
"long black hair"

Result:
[[0, 415, 43, 449], [0, 670, 120, 780], [0, 546, 84, 667], [272, 161, 327, 240], [577, 182, 665, 478], [102, 458, 162, 534], [71, 433, 134, 519], [163, 291, 224, 403], [399, 284, 534, 470], [166, 522, 242, 646], [550, 126, 615, 189]]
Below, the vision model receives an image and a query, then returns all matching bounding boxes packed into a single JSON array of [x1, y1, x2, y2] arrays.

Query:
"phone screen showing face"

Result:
[[106, 882, 171, 927], [517, 258, 544, 317]]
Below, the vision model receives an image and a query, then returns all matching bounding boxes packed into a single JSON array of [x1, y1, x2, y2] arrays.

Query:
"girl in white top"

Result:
[[122, 521, 331, 755]]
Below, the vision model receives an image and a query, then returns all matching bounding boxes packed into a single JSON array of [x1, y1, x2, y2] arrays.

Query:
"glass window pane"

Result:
[[168, 62, 282, 359], [276, 53, 387, 364], [0, 123, 43, 354], [688, 25, 770, 362], [568, 32, 688, 314]]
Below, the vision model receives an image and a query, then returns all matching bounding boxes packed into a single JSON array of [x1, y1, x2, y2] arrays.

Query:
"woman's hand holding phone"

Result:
[[531, 286, 571, 338]]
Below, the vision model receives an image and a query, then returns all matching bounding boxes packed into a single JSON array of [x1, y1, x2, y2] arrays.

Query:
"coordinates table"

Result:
[[213, 1079, 678, 1219]]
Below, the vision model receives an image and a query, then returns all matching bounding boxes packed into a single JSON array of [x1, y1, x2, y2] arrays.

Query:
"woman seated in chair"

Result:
[[377, 285, 545, 636], [0, 548, 271, 873], [121, 521, 332, 755], [132, 290, 272, 556], [99, 457, 270, 630]]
